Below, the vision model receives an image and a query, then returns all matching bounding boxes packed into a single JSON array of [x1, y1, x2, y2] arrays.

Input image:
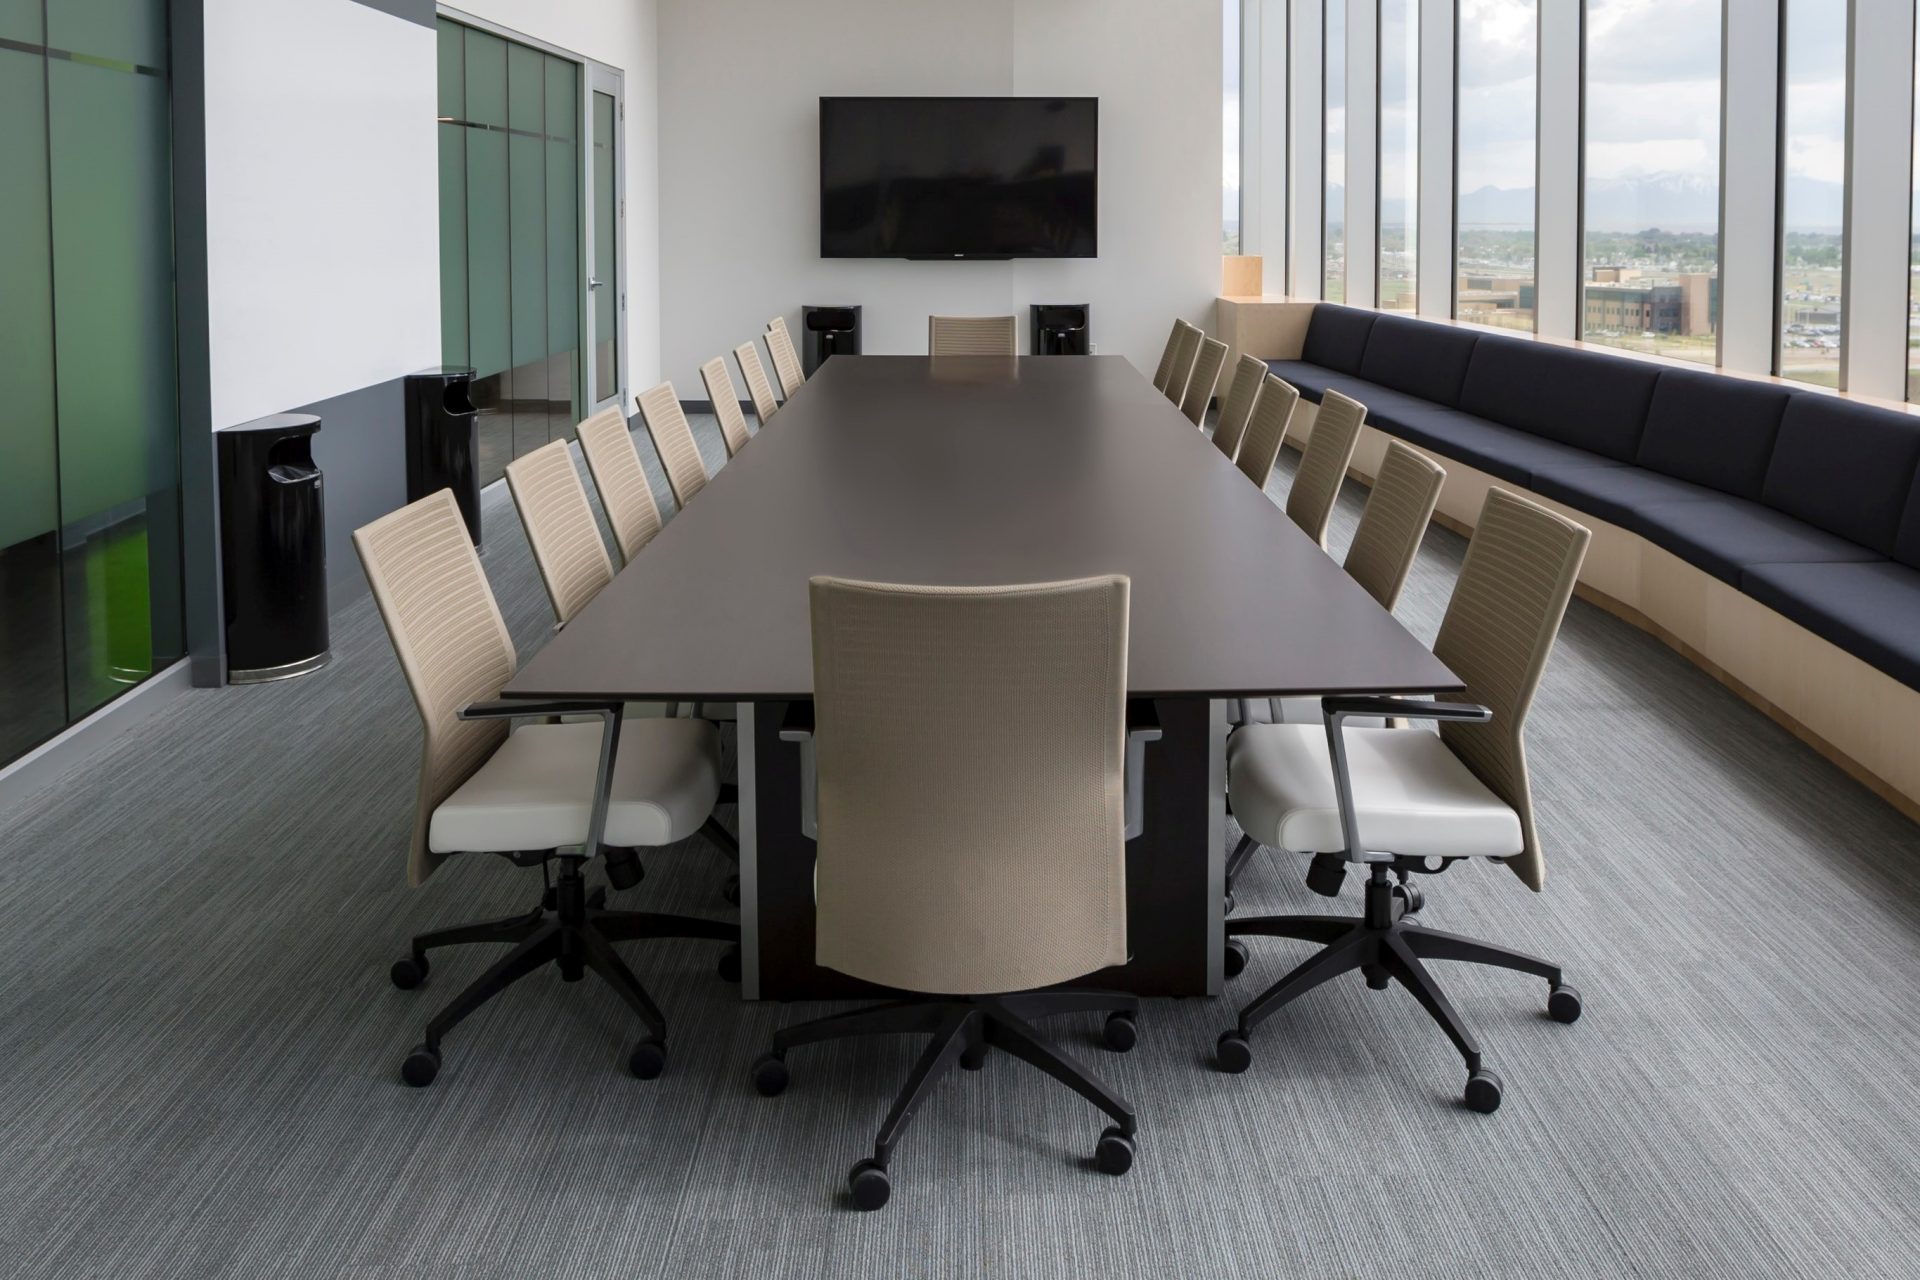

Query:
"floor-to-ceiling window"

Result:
[[1779, 0, 1847, 387], [1581, 0, 1721, 364], [1225, 0, 1242, 255], [1455, 0, 1537, 331], [437, 18, 584, 486], [0, 0, 183, 769], [1378, 0, 1417, 311], [1909, 6, 1920, 399], [1324, 0, 1346, 300]]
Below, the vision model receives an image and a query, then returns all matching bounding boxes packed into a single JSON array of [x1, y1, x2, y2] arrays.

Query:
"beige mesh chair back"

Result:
[[928, 314, 1018, 357], [1285, 388, 1366, 547], [734, 341, 781, 427], [1162, 323, 1203, 406], [505, 441, 615, 628], [1234, 374, 1300, 490], [1344, 441, 1445, 609], [766, 318, 806, 397], [575, 405, 663, 566], [699, 356, 753, 457], [1211, 354, 1268, 462], [636, 381, 710, 508], [808, 575, 1130, 994], [354, 490, 516, 887], [1150, 319, 1190, 394], [1178, 336, 1229, 427], [1431, 488, 1590, 891]]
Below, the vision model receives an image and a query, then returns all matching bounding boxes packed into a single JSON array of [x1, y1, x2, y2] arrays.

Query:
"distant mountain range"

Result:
[[1340, 171, 1846, 235]]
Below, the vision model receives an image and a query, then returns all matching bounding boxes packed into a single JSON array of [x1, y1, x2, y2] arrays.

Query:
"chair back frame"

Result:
[[575, 405, 664, 566], [636, 381, 710, 507], [505, 440, 615, 627]]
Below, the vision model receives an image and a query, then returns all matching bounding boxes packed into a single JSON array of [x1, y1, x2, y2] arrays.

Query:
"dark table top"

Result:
[[504, 355, 1460, 702]]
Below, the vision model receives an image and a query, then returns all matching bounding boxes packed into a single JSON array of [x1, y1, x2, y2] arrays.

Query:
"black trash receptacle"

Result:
[[802, 305, 861, 375], [405, 366, 481, 546], [1031, 303, 1091, 355], [219, 413, 329, 684]]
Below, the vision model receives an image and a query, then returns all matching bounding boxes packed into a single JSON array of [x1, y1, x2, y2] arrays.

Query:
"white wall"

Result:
[[654, 0, 1222, 383], [450, 0, 664, 392], [203, 0, 440, 428]]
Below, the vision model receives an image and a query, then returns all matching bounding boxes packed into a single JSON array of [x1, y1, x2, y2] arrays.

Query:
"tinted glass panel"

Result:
[[1379, 0, 1417, 311], [1779, 0, 1845, 387], [1323, 0, 1345, 302]]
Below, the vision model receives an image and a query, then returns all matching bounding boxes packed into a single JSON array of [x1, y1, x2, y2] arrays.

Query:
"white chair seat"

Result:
[[430, 718, 721, 855], [1227, 723, 1522, 859]]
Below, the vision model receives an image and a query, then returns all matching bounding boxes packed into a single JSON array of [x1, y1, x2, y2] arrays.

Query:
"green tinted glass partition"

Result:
[[437, 18, 584, 485], [0, 0, 183, 765]]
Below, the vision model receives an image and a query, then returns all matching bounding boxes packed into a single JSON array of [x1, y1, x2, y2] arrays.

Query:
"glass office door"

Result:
[[585, 67, 624, 415], [437, 18, 589, 481]]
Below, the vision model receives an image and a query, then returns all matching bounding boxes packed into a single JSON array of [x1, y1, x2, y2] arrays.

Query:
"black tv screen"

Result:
[[820, 97, 1097, 259]]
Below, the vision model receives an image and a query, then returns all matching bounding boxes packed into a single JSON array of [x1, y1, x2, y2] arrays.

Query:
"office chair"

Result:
[[751, 575, 1162, 1209], [1151, 319, 1193, 395], [1216, 489, 1590, 1113], [1234, 374, 1301, 491], [700, 356, 753, 458], [1228, 441, 1447, 890], [1162, 322, 1204, 407], [1285, 388, 1366, 548], [354, 490, 740, 1086], [1179, 336, 1229, 427], [636, 381, 711, 508], [766, 317, 806, 398], [1210, 354, 1269, 463], [734, 340, 781, 427], [575, 405, 664, 566], [928, 314, 1018, 356], [504, 439, 741, 900]]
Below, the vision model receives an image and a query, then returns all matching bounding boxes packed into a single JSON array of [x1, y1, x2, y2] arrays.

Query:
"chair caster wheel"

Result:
[[848, 1158, 891, 1211], [1393, 881, 1425, 915], [1548, 982, 1582, 1024], [1214, 1031, 1252, 1074], [1223, 891, 1236, 915], [401, 1044, 440, 1087], [1363, 962, 1390, 990], [1223, 938, 1248, 979], [721, 875, 741, 906], [1102, 1012, 1138, 1053], [628, 1037, 667, 1080], [750, 1052, 789, 1096], [1465, 1068, 1503, 1114], [1095, 1126, 1135, 1176], [960, 1044, 989, 1071], [390, 954, 429, 990], [717, 945, 741, 983]]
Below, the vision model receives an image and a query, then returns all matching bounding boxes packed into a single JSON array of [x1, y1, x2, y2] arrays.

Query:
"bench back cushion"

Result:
[[1763, 395, 1920, 555], [1357, 315, 1481, 407], [1301, 305, 1379, 375], [1458, 335, 1660, 461], [1635, 369, 1793, 502], [1896, 467, 1920, 569]]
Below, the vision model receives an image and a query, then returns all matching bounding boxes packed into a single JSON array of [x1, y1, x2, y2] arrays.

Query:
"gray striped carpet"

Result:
[[3, 408, 1918, 1279]]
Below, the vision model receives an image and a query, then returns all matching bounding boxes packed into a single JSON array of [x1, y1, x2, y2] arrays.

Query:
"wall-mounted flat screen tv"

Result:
[[819, 96, 1098, 259]]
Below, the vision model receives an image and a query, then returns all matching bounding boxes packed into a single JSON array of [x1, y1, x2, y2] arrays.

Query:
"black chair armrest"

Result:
[[459, 697, 625, 721], [1319, 694, 1490, 725], [778, 700, 816, 742]]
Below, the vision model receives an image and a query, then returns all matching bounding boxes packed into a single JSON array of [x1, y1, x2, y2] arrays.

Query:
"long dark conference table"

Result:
[[504, 354, 1460, 998]]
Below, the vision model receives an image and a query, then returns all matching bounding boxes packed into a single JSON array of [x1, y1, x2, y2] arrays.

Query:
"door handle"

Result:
[[588, 277, 603, 289]]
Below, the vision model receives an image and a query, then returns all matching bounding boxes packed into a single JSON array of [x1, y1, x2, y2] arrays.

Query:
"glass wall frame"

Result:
[[0, 0, 185, 769]]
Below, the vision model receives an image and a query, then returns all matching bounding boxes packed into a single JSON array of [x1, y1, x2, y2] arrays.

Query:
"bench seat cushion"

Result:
[[1742, 560, 1920, 692], [1530, 463, 1727, 533], [1634, 496, 1882, 585], [1762, 395, 1920, 556]]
